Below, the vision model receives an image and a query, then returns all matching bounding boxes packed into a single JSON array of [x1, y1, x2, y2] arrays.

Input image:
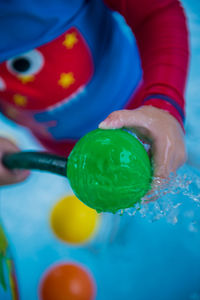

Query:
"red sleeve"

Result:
[[103, 0, 190, 127]]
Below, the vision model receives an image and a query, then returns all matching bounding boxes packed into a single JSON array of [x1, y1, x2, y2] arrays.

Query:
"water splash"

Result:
[[118, 164, 200, 229]]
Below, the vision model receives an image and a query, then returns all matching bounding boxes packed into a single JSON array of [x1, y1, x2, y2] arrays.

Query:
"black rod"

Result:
[[2, 152, 68, 177]]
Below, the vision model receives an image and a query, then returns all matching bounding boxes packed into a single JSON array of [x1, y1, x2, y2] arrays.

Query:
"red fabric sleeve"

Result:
[[103, 0, 190, 127]]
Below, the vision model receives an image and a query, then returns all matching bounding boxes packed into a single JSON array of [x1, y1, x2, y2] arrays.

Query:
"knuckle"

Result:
[[108, 110, 122, 119]]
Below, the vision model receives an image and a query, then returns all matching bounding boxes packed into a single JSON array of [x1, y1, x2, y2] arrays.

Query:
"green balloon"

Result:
[[67, 129, 152, 213]]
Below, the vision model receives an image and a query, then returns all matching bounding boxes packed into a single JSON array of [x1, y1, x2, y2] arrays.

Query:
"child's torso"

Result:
[[0, 0, 142, 144]]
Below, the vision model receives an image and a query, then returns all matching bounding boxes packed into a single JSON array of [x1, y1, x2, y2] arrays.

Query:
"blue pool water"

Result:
[[0, 1, 200, 299]]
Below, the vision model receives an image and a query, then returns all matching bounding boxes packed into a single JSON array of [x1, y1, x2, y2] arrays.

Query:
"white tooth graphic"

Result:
[[0, 77, 6, 91], [47, 86, 86, 112]]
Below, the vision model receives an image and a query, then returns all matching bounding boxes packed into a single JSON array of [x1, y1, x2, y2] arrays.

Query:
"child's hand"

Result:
[[99, 106, 187, 181], [0, 137, 30, 186]]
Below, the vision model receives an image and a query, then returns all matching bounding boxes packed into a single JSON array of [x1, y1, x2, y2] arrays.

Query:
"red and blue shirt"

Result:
[[0, 0, 189, 155]]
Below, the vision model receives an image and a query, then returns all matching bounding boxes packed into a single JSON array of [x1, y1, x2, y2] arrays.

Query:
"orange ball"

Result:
[[39, 263, 96, 300]]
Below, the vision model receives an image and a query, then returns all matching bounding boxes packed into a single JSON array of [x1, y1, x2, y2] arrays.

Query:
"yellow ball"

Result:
[[50, 195, 99, 244]]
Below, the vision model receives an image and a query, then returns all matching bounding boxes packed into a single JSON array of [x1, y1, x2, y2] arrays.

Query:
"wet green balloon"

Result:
[[67, 129, 152, 213]]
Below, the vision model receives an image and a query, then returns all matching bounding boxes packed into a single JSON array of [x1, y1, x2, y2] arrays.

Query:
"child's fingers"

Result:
[[99, 109, 146, 129], [0, 168, 30, 186], [0, 137, 30, 185], [0, 137, 20, 153]]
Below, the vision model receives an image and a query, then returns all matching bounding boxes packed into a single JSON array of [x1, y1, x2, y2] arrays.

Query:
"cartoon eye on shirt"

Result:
[[6, 50, 44, 83], [0, 28, 94, 111]]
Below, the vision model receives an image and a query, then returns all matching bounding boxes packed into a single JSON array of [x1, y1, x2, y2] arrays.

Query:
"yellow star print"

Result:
[[58, 72, 75, 88], [63, 32, 78, 49], [13, 94, 27, 106], [17, 75, 35, 84]]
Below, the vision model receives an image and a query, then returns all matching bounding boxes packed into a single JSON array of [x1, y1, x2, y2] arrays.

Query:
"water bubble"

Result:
[[117, 164, 200, 231]]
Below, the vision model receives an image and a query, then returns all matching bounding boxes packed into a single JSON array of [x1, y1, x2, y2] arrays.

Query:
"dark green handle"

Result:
[[2, 152, 68, 177]]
